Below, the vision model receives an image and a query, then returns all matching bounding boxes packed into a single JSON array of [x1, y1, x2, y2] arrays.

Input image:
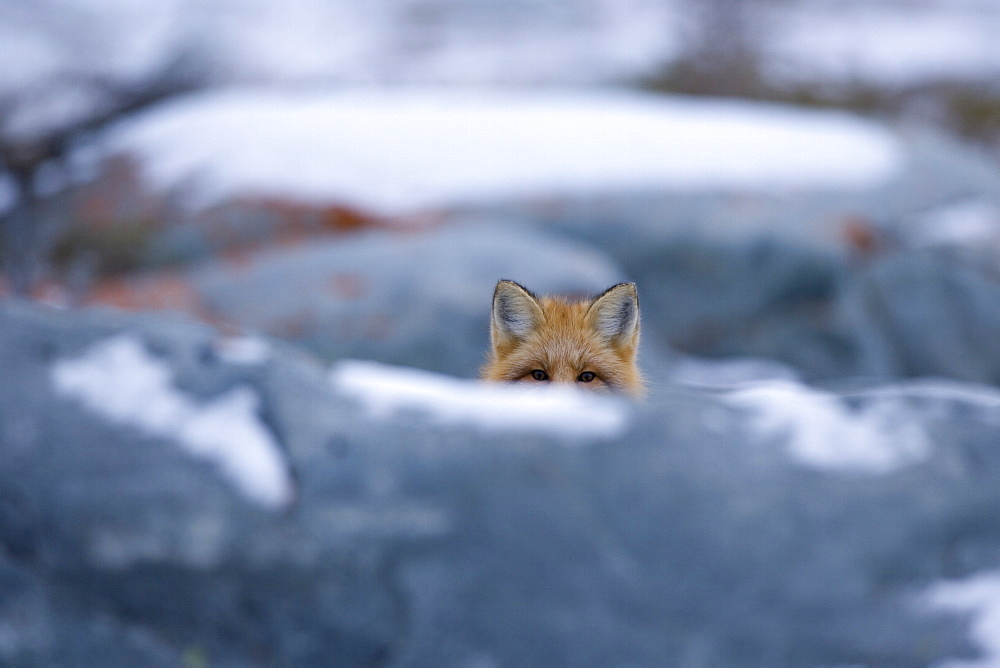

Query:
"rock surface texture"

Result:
[[3, 302, 1000, 666], [4, 76, 1000, 668]]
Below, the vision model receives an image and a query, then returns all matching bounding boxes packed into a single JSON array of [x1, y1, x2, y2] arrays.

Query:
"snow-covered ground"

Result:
[[675, 355, 1000, 475], [924, 571, 1000, 668], [332, 356, 1000, 483], [45, 333, 1000, 500], [51, 335, 294, 510], [908, 198, 1000, 250], [330, 359, 629, 440], [770, 0, 1000, 87], [4, 0, 1000, 147], [4, 0, 999, 95], [6, 3, 1000, 661], [725, 379, 932, 474], [47, 333, 997, 487], [99, 87, 902, 214]]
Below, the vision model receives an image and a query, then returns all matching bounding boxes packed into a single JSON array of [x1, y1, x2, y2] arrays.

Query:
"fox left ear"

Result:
[[491, 280, 544, 349], [586, 283, 640, 349]]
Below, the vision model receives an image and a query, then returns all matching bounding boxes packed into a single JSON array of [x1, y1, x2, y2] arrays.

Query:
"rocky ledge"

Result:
[[2, 302, 1000, 666]]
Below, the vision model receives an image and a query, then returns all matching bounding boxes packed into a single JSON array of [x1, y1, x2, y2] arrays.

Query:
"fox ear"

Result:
[[587, 283, 640, 348], [491, 280, 544, 346]]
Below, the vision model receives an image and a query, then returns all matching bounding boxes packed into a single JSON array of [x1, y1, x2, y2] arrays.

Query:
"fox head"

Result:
[[482, 280, 644, 397]]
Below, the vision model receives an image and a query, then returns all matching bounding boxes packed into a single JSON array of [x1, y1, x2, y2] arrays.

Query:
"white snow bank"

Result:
[[102, 88, 903, 214], [923, 571, 1000, 668], [773, 3, 1000, 86], [330, 359, 629, 441], [214, 335, 272, 365], [726, 379, 931, 474], [909, 198, 1000, 249], [51, 335, 294, 509], [0, 0, 186, 143]]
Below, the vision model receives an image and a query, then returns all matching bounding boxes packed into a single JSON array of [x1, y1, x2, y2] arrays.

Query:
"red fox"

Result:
[[482, 280, 644, 397]]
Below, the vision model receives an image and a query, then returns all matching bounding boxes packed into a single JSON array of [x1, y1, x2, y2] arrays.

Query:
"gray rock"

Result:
[[611, 235, 856, 380], [463, 127, 1000, 383], [841, 251, 1000, 384], [514, 127, 1000, 255], [48, 117, 1000, 393], [2, 302, 999, 666], [190, 219, 628, 377]]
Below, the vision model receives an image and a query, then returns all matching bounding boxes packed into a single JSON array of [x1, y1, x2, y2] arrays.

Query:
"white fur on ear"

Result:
[[492, 280, 544, 341], [587, 283, 639, 344]]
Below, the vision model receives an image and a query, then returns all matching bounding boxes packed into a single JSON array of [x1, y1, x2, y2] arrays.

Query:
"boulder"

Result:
[[188, 220, 628, 377], [2, 302, 1000, 665], [840, 251, 1000, 384]]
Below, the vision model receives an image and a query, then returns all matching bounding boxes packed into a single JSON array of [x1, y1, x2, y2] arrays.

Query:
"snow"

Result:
[[0, 0, 185, 142], [102, 87, 903, 214], [5, 0, 1000, 149], [0, 0, 680, 92], [722, 375, 1000, 474], [214, 336, 272, 365], [5, 1, 999, 97], [0, 2, 183, 90], [771, 2, 1000, 86], [726, 379, 931, 474], [329, 359, 629, 440], [923, 571, 1000, 668], [909, 199, 1000, 249], [50, 334, 294, 509], [682, 358, 1000, 474], [204, 1, 380, 84]]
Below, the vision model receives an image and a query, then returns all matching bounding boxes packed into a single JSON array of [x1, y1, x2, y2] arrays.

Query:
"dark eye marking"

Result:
[[578, 371, 596, 383], [530, 369, 549, 381]]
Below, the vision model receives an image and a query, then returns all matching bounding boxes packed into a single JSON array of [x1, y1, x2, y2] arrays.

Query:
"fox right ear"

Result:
[[491, 280, 544, 347], [586, 282, 640, 349]]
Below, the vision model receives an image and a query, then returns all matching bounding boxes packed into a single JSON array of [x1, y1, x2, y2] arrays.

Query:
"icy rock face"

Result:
[[3, 303, 1000, 665]]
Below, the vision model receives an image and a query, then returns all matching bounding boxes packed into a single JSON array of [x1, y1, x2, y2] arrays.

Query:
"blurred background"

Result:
[[5, 1, 1000, 665], [2, 0, 1000, 384]]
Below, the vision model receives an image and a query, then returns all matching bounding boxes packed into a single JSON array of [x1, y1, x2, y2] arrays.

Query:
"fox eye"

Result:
[[578, 371, 596, 383], [530, 369, 549, 381]]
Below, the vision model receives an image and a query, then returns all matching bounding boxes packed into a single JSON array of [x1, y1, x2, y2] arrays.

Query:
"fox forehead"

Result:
[[537, 295, 590, 327], [533, 296, 603, 358], [535, 295, 634, 352], [501, 297, 626, 369]]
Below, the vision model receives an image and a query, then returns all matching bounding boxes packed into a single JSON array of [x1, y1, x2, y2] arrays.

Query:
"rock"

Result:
[[71, 213, 1000, 391], [2, 302, 1000, 665], [48, 103, 1000, 392], [526, 127, 1000, 254], [188, 219, 628, 376], [841, 251, 1000, 384], [65, 97, 1000, 271], [608, 235, 857, 380]]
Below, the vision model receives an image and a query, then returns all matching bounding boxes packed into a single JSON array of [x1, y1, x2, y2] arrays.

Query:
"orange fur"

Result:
[[481, 280, 644, 397]]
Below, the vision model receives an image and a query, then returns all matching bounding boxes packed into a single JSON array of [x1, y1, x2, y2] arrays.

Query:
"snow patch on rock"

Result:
[[51, 334, 294, 509], [330, 359, 629, 440]]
